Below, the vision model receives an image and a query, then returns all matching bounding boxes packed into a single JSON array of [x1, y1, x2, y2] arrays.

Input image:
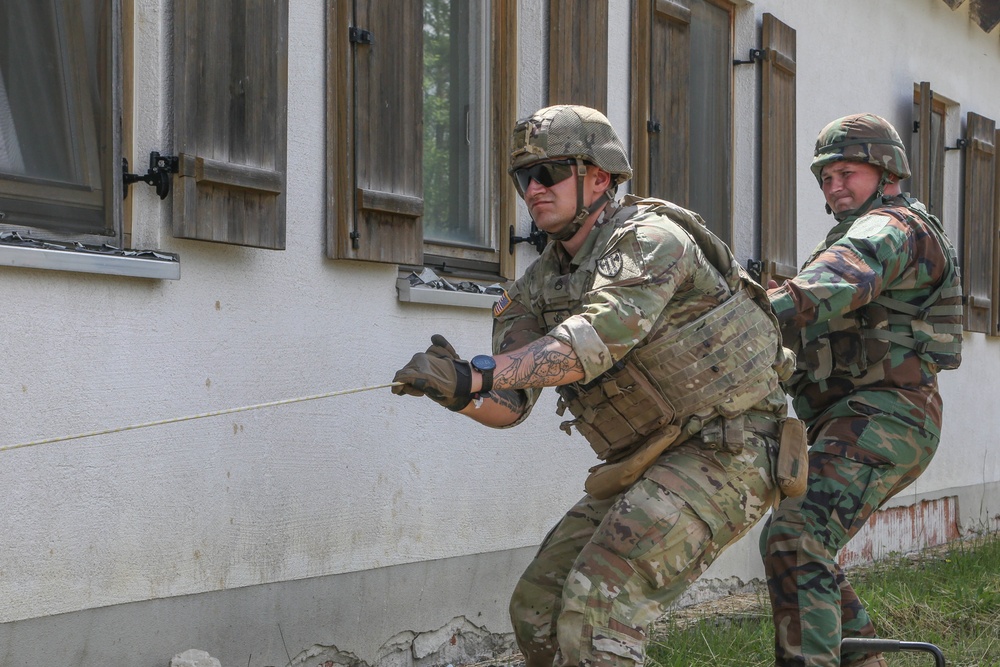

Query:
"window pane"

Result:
[[688, 0, 731, 239], [422, 0, 492, 249], [0, 0, 107, 235]]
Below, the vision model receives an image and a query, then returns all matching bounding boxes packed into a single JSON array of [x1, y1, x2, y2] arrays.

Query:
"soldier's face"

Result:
[[522, 163, 592, 233], [820, 161, 882, 214]]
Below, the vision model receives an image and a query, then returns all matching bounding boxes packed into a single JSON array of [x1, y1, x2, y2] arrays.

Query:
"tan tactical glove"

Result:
[[392, 335, 473, 411]]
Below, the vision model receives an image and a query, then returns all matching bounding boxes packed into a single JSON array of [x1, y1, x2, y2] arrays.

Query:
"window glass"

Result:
[[0, 0, 110, 238], [422, 0, 492, 250]]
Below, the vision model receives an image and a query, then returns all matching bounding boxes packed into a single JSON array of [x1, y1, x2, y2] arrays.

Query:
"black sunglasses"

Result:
[[513, 159, 580, 195]]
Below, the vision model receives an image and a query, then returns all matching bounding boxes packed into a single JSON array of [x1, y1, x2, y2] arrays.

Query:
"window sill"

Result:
[[0, 242, 180, 280], [396, 277, 501, 309]]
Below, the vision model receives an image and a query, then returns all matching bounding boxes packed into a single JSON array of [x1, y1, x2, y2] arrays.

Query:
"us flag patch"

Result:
[[493, 290, 512, 317]]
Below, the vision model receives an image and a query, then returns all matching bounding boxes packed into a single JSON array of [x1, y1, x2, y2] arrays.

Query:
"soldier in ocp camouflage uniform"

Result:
[[761, 113, 963, 667], [392, 105, 796, 667]]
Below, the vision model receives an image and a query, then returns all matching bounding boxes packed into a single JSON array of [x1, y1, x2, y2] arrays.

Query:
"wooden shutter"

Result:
[[913, 81, 946, 218], [643, 0, 690, 203], [327, 0, 423, 264], [496, 0, 519, 280], [759, 13, 796, 284], [994, 127, 1000, 337], [548, 0, 608, 112], [962, 112, 996, 334], [172, 0, 287, 249], [914, 82, 933, 207]]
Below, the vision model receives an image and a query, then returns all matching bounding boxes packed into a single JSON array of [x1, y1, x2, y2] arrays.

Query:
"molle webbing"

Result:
[[632, 289, 778, 418], [556, 289, 779, 460]]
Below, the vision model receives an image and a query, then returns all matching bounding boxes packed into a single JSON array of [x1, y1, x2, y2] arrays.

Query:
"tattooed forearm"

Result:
[[494, 336, 584, 389], [487, 389, 528, 415]]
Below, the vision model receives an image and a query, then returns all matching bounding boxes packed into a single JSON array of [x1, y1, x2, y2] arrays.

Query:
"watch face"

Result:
[[471, 354, 497, 371]]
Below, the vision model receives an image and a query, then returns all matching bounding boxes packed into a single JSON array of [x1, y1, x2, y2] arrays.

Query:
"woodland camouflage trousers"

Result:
[[760, 394, 940, 667], [510, 431, 778, 667]]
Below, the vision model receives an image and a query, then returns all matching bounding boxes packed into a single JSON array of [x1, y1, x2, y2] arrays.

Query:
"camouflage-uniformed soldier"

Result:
[[761, 113, 963, 667], [392, 105, 796, 667]]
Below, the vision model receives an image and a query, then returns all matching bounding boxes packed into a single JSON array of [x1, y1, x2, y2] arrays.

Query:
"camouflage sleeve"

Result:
[[769, 211, 914, 329], [548, 220, 696, 383]]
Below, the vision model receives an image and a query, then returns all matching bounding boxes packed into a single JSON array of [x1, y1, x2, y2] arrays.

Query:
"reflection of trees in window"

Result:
[[0, 0, 115, 240], [422, 0, 489, 248]]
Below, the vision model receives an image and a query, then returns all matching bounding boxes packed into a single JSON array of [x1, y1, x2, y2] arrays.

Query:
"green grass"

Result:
[[646, 531, 1000, 667]]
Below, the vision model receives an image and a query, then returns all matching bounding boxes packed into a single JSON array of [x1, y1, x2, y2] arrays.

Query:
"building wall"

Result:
[[1, 0, 999, 665]]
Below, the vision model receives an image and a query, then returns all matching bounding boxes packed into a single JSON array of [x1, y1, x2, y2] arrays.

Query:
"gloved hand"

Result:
[[392, 334, 473, 411]]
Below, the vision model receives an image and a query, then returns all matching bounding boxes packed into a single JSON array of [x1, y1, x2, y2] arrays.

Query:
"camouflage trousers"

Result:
[[760, 393, 940, 667], [510, 430, 778, 667]]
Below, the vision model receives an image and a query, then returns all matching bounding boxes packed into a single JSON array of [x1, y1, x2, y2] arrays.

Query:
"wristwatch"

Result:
[[470, 355, 496, 394]]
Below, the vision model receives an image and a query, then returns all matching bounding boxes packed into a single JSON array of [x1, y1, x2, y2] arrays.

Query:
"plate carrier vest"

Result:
[[552, 198, 792, 462]]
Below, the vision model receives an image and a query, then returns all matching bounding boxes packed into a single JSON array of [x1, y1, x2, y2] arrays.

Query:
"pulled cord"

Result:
[[2, 382, 404, 453]]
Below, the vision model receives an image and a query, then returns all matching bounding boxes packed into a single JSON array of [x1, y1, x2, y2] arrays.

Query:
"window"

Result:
[[327, 0, 518, 281], [631, 0, 734, 244], [0, 0, 121, 245]]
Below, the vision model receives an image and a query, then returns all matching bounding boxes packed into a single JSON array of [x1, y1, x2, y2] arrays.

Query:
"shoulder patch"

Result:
[[596, 250, 624, 279], [846, 214, 893, 241], [492, 290, 512, 317]]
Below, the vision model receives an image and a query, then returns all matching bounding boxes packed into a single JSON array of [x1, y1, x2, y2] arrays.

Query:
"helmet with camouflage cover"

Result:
[[508, 105, 632, 241], [810, 113, 910, 185], [509, 105, 633, 183]]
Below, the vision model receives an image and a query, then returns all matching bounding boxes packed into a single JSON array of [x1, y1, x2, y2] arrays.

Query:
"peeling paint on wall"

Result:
[[293, 617, 517, 667], [838, 496, 961, 569]]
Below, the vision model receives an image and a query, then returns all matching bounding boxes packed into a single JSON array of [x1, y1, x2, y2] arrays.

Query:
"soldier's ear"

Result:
[[593, 167, 612, 192]]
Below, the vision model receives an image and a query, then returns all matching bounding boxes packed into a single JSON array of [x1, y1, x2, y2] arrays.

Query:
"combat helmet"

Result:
[[811, 113, 910, 184], [810, 113, 910, 221], [509, 105, 632, 241]]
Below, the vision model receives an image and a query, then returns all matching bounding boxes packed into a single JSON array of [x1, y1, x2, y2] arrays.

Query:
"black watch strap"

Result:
[[470, 355, 495, 394]]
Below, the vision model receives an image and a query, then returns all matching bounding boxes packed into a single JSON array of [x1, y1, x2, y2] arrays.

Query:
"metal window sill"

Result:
[[396, 277, 500, 309], [0, 243, 180, 280]]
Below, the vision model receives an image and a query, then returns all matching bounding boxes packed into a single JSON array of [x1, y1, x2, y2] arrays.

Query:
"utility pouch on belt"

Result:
[[776, 418, 808, 497], [584, 425, 682, 500]]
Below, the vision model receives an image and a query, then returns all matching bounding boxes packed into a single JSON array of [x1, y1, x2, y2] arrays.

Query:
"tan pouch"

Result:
[[776, 418, 809, 497], [584, 425, 682, 500]]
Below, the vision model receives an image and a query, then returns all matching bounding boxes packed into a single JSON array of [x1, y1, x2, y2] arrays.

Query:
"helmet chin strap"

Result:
[[829, 171, 892, 223], [546, 159, 613, 242]]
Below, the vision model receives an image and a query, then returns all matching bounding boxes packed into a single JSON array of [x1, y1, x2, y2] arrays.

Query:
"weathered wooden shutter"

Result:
[[649, 0, 690, 204], [759, 13, 796, 284], [914, 82, 933, 208], [496, 0, 519, 280], [172, 0, 287, 249], [994, 127, 1000, 337], [962, 112, 996, 334], [327, 0, 423, 264], [548, 0, 608, 112], [913, 81, 947, 218]]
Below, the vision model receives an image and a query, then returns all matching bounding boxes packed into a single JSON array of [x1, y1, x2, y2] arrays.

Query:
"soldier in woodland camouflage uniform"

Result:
[[393, 105, 796, 667], [761, 113, 963, 667]]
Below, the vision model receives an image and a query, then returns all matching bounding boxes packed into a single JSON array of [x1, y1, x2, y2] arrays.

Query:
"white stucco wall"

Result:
[[1, 0, 999, 663]]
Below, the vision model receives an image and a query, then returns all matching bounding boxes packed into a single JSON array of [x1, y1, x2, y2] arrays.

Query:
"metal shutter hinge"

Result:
[[123, 151, 179, 200], [349, 27, 373, 45]]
